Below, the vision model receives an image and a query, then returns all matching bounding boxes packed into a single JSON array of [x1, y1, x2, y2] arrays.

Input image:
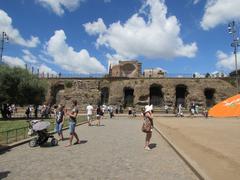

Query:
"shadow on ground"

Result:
[[0, 171, 11, 179], [79, 140, 88, 144], [0, 145, 11, 155], [149, 143, 157, 149]]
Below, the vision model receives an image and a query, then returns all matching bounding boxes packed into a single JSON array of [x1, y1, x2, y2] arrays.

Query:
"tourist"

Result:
[[25, 106, 31, 119], [142, 105, 153, 150], [86, 103, 94, 126], [128, 107, 132, 116], [55, 104, 65, 141], [65, 100, 80, 147], [34, 105, 38, 118], [96, 105, 103, 126], [132, 107, 136, 117], [190, 102, 195, 118], [177, 104, 184, 117], [202, 107, 208, 118], [108, 105, 114, 118], [164, 104, 169, 114], [195, 104, 199, 114]]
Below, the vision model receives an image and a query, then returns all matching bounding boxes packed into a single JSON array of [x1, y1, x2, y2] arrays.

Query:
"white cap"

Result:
[[145, 104, 153, 113]]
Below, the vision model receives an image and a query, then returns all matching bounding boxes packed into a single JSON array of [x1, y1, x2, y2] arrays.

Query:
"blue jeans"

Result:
[[55, 123, 63, 134], [69, 121, 76, 134]]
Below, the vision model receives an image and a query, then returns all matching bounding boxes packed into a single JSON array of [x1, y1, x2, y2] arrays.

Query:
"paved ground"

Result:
[[155, 117, 240, 180], [0, 117, 197, 180]]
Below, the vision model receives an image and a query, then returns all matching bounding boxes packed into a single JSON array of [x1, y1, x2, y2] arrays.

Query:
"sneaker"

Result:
[[144, 146, 151, 151]]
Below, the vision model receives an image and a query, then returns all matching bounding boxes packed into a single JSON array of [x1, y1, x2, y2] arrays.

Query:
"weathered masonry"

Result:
[[47, 77, 236, 110]]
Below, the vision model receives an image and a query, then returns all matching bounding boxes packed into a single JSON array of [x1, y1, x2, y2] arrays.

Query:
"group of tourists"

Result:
[[0, 104, 17, 119], [25, 105, 52, 119], [54, 101, 115, 147], [54, 100, 80, 147]]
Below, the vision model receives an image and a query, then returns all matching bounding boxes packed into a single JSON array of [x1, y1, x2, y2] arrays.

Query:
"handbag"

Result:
[[142, 117, 152, 133]]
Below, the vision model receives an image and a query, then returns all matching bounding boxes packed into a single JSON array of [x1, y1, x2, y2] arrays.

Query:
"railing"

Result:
[[0, 126, 29, 144], [0, 113, 53, 120], [0, 116, 87, 145]]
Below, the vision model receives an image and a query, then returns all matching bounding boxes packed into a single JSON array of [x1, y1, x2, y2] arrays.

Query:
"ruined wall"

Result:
[[47, 78, 236, 110], [110, 61, 142, 78]]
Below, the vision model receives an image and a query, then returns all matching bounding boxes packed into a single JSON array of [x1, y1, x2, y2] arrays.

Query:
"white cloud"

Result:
[[39, 64, 57, 75], [45, 30, 107, 74], [106, 53, 125, 65], [216, 50, 240, 71], [83, 18, 107, 36], [37, 0, 82, 16], [3, 54, 57, 76], [84, 0, 197, 59], [0, 9, 40, 48], [201, 0, 240, 30], [22, 49, 38, 64], [2, 56, 26, 68]]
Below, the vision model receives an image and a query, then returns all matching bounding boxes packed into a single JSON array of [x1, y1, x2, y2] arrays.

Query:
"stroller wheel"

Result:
[[29, 138, 37, 147], [51, 138, 58, 146]]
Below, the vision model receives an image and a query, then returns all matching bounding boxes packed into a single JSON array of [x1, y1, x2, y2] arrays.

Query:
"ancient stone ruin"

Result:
[[46, 60, 237, 111], [47, 77, 236, 111]]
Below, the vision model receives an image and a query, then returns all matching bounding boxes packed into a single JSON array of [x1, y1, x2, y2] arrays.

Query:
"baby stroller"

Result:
[[27, 119, 58, 147]]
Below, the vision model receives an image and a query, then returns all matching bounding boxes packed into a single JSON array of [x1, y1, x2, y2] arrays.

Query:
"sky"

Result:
[[0, 0, 240, 77]]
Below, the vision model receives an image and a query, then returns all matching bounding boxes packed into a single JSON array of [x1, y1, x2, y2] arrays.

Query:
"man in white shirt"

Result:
[[86, 103, 94, 126]]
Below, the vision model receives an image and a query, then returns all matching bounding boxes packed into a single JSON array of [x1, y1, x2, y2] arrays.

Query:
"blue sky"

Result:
[[0, 0, 240, 76]]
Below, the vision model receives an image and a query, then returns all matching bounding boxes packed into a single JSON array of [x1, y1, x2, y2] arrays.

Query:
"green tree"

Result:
[[0, 65, 47, 106]]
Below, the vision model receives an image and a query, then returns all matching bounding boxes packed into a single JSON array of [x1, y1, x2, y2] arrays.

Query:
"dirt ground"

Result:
[[154, 116, 240, 180]]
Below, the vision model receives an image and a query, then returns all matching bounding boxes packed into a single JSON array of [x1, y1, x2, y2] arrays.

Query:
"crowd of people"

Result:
[[1, 100, 209, 150], [0, 104, 17, 119], [52, 101, 125, 147]]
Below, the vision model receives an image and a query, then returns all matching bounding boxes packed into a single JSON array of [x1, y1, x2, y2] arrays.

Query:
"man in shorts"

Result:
[[65, 100, 80, 147], [86, 103, 94, 126]]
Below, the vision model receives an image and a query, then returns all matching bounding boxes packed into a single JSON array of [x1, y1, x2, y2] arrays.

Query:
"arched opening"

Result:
[[149, 84, 164, 106], [124, 87, 134, 107], [100, 87, 109, 105], [50, 83, 65, 106], [204, 88, 215, 107], [175, 84, 188, 107]]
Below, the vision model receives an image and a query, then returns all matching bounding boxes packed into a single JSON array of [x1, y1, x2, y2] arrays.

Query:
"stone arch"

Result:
[[149, 84, 164, 106], [204, 88, 216, 107], [123, 87, 134, 107], [49, 82, 65, 106], [175, 84, 188, 107], [100, 87, 109, 105]]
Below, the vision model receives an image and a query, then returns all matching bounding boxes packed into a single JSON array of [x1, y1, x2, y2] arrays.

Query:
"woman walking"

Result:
[[142, 105, 153, 150], [55, 104, 65, 141], [65, 100, 80, 147]]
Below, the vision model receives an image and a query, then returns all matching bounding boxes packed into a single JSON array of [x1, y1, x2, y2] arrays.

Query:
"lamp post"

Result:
[[0, 32, 9, 64], [228, 21, 240, 93]]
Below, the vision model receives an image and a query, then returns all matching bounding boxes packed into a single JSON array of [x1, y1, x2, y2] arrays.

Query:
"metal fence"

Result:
[[0, 116, 87, 145], [0, 126, 29, 144]]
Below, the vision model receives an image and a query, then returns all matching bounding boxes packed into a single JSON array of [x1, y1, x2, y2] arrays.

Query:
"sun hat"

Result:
[[145, 104, 153, 113]]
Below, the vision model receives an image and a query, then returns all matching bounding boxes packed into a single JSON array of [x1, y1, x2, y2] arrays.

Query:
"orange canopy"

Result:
[[208, 94, 240, 117]]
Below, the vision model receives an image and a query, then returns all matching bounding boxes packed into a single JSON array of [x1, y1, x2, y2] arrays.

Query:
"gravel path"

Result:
[[0, 117, 198, 180]]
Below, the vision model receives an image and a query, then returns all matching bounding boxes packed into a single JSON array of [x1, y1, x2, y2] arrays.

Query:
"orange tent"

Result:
[[208, 94, 240, 117]]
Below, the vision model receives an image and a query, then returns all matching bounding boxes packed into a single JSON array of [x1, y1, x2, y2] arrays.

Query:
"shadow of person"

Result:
[[40, 142, 58, 148], [0, 145, 11, 155], [0, 171, 11, 179], [79, 140, 88, 144], [148, 143, 157, 149], [73, 140, 88, 145]]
